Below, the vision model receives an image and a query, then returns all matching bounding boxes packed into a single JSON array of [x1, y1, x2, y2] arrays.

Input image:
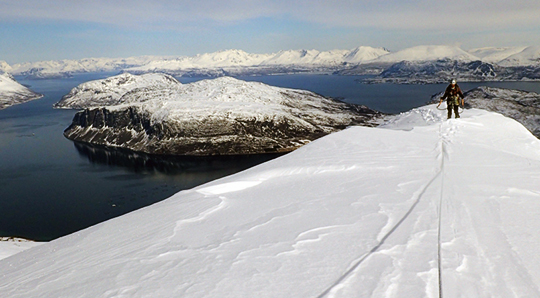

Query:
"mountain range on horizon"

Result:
[[2, 45, 540, 79]]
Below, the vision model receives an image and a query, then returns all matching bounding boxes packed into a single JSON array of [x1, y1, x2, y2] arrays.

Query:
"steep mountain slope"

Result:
[[2, 106, 540, 297], [59, 75, 381, 155]]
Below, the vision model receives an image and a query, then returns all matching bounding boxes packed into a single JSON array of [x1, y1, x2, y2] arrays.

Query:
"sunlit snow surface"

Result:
[[2, 105, 540, 297]]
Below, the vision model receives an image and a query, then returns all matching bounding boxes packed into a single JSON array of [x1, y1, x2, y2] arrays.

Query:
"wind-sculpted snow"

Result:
[[59, 75, 381, 155], [0, 73, 42, 110], [432, 86, 540, 138], [3, 105, 540, 297]]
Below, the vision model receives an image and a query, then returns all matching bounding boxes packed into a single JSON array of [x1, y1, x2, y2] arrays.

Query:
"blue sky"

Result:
[[1, 0, 539, 64]]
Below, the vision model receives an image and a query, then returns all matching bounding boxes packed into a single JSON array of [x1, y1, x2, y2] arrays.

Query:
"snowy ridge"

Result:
[[468, 46, 528, 63], [3, 105, 540, 297], [10, 56, 165, 79], [0, 73, 42, 110], [373, 45, 479, 62]]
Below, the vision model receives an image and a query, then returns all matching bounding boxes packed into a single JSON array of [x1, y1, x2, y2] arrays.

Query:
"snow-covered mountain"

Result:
[[59, 74, 381, 155], [0, 73, 43, 110], [7, 45, 540, 81], [124, 47, 390, 75], [3, 105, 540, 297]]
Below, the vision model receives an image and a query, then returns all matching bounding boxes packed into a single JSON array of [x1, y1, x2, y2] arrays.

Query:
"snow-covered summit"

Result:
[[3, 105, 540, 297], [54, 72, 181, 109], [0, 60, 12, 73]]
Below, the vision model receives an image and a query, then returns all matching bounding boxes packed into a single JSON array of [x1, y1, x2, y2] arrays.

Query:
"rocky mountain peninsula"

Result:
[[57, 73, 381, 155]]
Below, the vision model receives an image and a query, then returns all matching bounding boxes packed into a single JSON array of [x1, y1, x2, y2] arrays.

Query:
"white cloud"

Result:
[[1, 0, 539, 31]]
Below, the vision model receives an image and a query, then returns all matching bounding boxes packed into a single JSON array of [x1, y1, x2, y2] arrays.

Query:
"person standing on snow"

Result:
[[438, 79, 464, 119]]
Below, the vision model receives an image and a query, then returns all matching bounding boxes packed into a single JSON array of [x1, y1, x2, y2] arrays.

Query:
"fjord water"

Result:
[[1, 74, 539, 241]]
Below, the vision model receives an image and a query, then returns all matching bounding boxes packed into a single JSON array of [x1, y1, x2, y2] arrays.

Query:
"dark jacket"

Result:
[[442, 84, 464, 100]]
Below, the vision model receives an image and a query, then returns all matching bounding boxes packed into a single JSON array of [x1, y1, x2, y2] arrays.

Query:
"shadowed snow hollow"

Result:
[[2, 105, 540, 297]]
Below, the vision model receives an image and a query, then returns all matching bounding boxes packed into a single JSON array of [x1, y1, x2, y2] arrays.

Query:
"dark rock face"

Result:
[[64, 102, 381, 156]]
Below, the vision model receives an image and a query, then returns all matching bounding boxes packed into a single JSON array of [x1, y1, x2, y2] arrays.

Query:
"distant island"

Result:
[[56, 74, 382, 156]]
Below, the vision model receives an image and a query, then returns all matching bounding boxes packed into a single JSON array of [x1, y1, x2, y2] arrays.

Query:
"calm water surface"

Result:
[[1, 73, 539, 241]]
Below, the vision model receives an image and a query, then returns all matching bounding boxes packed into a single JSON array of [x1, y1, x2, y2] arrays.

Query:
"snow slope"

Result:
[[2, 105, 540, 297], [468, 46, 528, 63], [498, 46, 540, 66], [373, 45, 480, 62], [0, 61, 12, 73], [0, 73, 42, 110], [0, 238, 42, 261]]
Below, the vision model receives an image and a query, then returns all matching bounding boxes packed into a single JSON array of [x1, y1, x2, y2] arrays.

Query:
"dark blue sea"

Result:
[[1, 73, 539, 241]]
